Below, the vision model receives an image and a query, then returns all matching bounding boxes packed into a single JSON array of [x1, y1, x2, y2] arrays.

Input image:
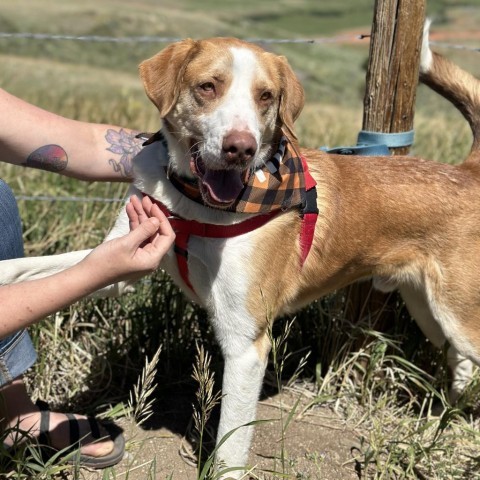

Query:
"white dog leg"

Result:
[[0, 250, 91, 285], [0, 250, 132, 298], [400, 285, 474, 405], [447, 346, 474, 404], [214, 340, 269, 478], [0, 203, 133, 297]]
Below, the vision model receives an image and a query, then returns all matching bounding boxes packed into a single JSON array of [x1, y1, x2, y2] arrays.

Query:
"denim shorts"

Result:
[[0, 179, 37, 385]]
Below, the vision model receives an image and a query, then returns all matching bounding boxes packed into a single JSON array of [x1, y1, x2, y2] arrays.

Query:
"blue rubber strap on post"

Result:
[[357, 130, 415, 148], [321, 129, 414, 157], [320, 144, 391, 156]]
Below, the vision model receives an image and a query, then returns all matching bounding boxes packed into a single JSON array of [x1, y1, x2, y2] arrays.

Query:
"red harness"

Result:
[[143, 157, 318, 294], [298, 157, 318, 265]]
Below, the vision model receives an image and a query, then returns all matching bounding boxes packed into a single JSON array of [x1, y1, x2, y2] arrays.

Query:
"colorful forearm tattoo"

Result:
[[23, 128, 142, 177], [106, 128, 142, 178], [25, 144, 68, 172]]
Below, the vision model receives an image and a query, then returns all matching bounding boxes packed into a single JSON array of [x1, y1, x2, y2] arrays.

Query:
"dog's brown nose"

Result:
[[222, 131, 257, 164]]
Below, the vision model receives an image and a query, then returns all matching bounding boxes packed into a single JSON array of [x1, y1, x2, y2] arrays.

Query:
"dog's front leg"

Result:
[[0, 249, 131, 298], [0, 201, 133, 298], [0, 250, 91, 285], [214, 330, 270, 477]]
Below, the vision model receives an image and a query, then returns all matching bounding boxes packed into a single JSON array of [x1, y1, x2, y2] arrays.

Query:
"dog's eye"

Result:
[[199, 82, 215, 92], [260, 91, 273, 102]]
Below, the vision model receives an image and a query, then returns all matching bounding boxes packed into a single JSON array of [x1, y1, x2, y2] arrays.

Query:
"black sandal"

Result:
[[36, 400, 125, 469]]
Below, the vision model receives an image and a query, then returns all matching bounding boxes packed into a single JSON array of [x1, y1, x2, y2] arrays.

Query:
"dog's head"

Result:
[[139, 37, 304, 208]]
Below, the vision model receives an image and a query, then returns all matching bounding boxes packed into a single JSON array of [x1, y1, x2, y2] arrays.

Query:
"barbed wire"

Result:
[[15, 195, 124, 203], [0, 32, 367, 45], [0, 33, 183, 43], [0, 31, 478, 52], [430, 41, 480, 52]]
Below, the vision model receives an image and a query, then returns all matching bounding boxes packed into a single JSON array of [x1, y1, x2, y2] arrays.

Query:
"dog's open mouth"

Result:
[[190, 145, 249, 208]]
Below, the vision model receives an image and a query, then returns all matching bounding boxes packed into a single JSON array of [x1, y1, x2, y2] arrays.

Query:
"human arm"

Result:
[[0, 195, 175, 339], [0, 88, 143, 181]]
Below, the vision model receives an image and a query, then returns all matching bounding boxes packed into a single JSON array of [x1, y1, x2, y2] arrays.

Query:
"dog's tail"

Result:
[[420, 19, 480, 161]]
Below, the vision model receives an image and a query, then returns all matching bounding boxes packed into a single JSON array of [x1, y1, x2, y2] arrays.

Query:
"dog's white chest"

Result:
[[185, 234, 254, 305]]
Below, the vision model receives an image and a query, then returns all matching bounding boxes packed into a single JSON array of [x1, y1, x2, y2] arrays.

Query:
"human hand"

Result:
[[84, 195, 175, 283], [124, 194, 175, 269]]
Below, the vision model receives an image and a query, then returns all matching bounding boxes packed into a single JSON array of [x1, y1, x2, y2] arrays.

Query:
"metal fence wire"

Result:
[[0, 31, 478, 50]]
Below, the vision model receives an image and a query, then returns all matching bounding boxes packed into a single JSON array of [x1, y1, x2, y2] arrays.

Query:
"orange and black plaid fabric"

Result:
[[230, 136, 306, 213], [165, 135, 312, 215]]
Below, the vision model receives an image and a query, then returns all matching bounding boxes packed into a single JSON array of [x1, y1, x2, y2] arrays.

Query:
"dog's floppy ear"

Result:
[[139, 39, 198, 118], [277, 56, 305, 141]]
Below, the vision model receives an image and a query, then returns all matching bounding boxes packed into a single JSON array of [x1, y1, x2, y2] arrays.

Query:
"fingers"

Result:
[[126, 195, 142, 230], [127, 195, 155, 232], [94, 195, 175, 280], [138, 195, 175, 241], [126, 202, 138, 231], [149, 203, 175, 241], [126, 193, 175, 256], [133, 195, 149, 222], [127, 217, 161, 247], [141, 194, 154, 216]]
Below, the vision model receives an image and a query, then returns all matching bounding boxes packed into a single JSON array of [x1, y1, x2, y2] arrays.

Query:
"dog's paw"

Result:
[[121, 283, 136, 295], [89, 281, 135, 298]]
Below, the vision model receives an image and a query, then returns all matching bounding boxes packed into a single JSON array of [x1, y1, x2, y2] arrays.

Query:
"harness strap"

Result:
[[144, 194, 280, 293], [299, 157, 319, 265], [173, 232, 194, 291]]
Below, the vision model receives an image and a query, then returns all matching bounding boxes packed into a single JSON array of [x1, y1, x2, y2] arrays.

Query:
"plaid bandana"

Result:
[[164, 135, 312, 215]]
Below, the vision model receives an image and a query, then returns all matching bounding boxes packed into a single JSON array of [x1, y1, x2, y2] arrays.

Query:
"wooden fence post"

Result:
[[345, 0, 426, 324], [363, 0, 426, 155]]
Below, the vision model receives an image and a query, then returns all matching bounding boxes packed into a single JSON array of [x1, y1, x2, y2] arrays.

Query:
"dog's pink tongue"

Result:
[[203, 169, 244, 204]]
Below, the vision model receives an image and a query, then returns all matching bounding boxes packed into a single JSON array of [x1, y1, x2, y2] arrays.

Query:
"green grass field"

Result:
[[1, 1, 480, 478]]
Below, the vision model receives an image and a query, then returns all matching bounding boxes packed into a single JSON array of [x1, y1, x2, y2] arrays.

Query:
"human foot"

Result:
[[3, 401, 125, 468], [4, 403, 112, 454], [0, 379, 124, 468]]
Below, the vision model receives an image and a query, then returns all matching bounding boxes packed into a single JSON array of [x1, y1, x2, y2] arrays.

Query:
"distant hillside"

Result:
[[0, 1, 478, 148], [1, 1, 477, 107]]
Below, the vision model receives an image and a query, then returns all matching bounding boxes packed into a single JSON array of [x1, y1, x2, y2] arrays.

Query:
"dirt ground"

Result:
[[83, 388, 360, 480]]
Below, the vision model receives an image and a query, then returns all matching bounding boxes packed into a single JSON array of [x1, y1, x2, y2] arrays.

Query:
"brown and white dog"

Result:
[[2, 25, 480, 476]]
